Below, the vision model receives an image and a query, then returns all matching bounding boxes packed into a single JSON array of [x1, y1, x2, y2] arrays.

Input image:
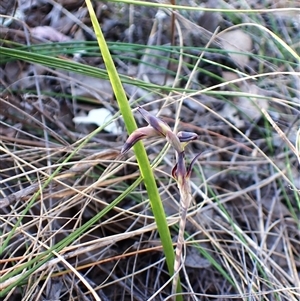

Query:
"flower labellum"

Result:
[[177, 131, 198, 143]]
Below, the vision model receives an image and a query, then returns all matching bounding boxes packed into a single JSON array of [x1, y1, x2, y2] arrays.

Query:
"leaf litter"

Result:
[[0, 0, 299, 300]]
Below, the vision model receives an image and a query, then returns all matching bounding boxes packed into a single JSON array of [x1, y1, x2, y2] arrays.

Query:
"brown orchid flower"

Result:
[[121, 106, 198, 180], [121, 106, 200, 294]]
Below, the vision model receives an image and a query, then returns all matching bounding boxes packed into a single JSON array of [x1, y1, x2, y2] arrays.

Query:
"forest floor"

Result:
[[0, 0, 299, 300]]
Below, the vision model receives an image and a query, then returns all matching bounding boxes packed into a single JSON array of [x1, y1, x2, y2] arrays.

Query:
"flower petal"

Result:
[[138, 106, 171, 136], [172, 163, 178, 180], [186, 152, 202, 178], [166, 131, 183, 153], [121, 126, 159, 154], [175, 151, 186, 186]]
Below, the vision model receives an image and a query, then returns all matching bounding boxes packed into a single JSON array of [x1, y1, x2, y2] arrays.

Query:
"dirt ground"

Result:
[[0, 0, 299, 300]]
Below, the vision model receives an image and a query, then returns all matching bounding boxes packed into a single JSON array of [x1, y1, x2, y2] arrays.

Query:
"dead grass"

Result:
[[0, 0, 299, 300]]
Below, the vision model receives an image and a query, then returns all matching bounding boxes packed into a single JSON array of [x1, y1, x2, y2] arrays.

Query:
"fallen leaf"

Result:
[[237, 83, 269, 120], [73, 108, 121, 134], [219, 29, 252, 68], [219, 102, 245, 128], [138, 45, 173, 85], [219, 83, 269, 127], [30, 26, 71, 42], [68, 73, 113, 100]]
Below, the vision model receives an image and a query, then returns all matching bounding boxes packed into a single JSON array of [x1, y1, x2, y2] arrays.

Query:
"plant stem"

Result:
[[172, 154, 192, 296]]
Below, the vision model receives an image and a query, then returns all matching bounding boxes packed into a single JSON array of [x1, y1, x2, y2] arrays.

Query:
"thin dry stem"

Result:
[[171, 176, 192, 296]]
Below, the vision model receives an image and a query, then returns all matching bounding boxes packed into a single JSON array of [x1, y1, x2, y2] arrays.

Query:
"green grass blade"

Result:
[[85, 0, 181, 297]]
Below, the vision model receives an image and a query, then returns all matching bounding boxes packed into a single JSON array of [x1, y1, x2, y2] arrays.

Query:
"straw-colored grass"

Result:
[[0, 0, 299, 300]]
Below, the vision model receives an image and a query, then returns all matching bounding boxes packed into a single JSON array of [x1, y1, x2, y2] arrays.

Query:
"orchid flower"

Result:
[[121, 106, 200, 295], [121, 106, 198, 180]]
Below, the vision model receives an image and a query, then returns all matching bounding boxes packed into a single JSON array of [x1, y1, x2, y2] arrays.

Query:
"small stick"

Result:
[[170, 0, 176, 47]]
